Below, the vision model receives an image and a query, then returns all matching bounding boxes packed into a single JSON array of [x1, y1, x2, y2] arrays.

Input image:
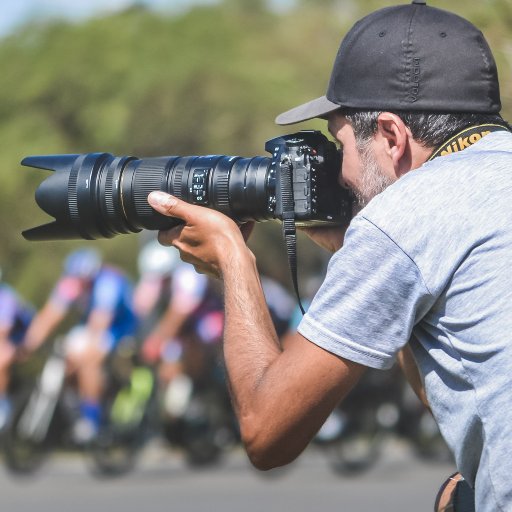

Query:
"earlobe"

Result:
[[389, 144, 402, 164]]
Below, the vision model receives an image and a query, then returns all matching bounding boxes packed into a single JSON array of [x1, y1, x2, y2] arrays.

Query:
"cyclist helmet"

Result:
[[64, 248, 102, 279], [138, 240, 180, 278]]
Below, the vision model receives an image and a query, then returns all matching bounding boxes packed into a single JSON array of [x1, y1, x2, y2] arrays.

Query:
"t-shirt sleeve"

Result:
[[298, 216, 434, 370]]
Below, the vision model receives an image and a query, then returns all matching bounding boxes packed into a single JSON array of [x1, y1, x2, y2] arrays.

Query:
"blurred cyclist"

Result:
[[23, 248, 137, 443], [135, 240, 224, 418], [259, 275, 295, 340], [133, 239, 181, 332], [0, 269, 35, 429]]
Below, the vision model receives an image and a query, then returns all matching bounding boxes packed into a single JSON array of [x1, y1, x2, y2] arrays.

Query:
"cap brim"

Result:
[[275, 96, 340, 125]]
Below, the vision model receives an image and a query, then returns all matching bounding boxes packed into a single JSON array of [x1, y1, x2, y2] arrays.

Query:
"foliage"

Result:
[[0, 0, 510, 305]]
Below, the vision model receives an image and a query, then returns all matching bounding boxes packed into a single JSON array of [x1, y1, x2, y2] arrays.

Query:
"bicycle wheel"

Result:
[[88, 426, 140, 477], [88, 366, 155, 477], [410, 411, 453, 463], [180, 389, 235, 468], [3, 388, 48, 475], [324, 408, 383, 476]]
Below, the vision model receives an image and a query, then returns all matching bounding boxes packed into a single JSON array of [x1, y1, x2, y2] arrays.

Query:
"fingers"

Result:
[[148, 192, 190, 252], [148, 191, 195, 222], [148, 190, 248, 280], [155, 224, 221, 278], [157, 224, 183, 247]]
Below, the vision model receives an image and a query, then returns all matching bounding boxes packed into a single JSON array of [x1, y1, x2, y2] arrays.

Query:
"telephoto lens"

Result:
[[21, 131, 351, 241]]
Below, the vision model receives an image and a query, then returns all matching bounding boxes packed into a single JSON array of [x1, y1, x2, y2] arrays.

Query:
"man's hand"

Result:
[[148, 191, 253, 278], [299, 224, 348, 253]]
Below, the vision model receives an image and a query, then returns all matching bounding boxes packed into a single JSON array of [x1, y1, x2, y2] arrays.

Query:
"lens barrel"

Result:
[[21, 153, 274, 241], [22, 131, 349, 242]]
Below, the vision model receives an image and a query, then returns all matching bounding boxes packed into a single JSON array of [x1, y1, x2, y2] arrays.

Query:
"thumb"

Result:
[[148, 191, 193, 221]]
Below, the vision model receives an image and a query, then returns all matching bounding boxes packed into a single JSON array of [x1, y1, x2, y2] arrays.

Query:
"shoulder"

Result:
[[53, 275, 83, 301], [92, 267, 132, 300], [362, 131, 512, 236], [95, 266, 130, 286], [0, 285, 18, 310], [352, 133, 512, 292], [0, 284, 15, 299]]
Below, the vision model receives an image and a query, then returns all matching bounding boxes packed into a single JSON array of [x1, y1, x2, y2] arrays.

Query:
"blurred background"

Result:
[[0, 0, 510, 510], [1, 0, 510, 303]]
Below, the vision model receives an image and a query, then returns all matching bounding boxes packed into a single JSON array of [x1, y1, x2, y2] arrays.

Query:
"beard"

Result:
[[353, 142, 395, 209]]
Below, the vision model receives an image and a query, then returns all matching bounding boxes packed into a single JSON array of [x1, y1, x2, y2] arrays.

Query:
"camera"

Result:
[[21, 130, 352, 241]]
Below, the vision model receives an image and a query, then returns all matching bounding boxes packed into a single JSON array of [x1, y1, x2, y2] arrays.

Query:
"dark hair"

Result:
[[341, 108, 512, 149]]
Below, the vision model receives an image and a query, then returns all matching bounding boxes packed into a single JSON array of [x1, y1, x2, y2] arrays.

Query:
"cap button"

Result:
[[412, 0, 426, 4]]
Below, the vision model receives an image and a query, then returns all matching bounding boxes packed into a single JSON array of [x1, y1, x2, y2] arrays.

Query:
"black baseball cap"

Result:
[[275, 0, 501, 125]]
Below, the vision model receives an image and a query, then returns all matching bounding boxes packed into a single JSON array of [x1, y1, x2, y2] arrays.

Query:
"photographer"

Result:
[[147, 1, 511, 510], [149, 0, 512, 511]]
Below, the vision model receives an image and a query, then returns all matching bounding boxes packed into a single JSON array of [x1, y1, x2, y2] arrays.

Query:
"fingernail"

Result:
[[148, 191, 176, 208]]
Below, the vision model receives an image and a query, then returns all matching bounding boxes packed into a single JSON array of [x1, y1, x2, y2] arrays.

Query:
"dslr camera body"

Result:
[[22, 130, 352, 241]]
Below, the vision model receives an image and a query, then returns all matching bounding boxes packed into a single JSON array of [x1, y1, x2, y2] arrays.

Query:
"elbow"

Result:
[[239, 415, 302, 471]]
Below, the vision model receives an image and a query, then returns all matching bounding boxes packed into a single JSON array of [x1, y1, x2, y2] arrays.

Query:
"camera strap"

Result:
[[279, 157, 306, 315], [428, 124, 510, 161]]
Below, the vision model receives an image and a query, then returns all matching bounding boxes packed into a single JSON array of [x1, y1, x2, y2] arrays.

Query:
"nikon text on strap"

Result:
[[428, 124, 510, 161]]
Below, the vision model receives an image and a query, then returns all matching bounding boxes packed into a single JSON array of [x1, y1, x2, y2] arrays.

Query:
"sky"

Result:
[[0, 0, 226, 37]]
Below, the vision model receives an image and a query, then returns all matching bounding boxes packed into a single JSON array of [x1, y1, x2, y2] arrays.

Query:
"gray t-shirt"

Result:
[[299, 131, 512, 511]]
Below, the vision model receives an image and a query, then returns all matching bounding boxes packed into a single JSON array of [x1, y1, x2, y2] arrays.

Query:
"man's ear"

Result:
[[375, 113, 411, 176]]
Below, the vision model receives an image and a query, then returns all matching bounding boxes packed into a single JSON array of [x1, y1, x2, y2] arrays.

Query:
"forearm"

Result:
[[24, 303, 65, 350], [0, 332, 15, 368], [151, 308, 188, 342], [147, 192, 364, 469], [220, 250, 344, 469], [221, 249, 282, 418]]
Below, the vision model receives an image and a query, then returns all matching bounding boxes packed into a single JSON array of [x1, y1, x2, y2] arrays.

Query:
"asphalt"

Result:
[[0, 436, 455, 512]]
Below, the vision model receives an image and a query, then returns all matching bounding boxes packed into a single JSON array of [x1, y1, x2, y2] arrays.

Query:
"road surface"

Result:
[[0, 437, 455, 512]]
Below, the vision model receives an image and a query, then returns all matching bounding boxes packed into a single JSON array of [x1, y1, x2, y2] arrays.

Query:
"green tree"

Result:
[[0, 0, 509, 305]]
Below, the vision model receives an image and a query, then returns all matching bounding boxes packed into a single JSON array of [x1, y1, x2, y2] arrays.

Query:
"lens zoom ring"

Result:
[[104, 170, 116, 218], [68, 165, 79, 222], [216, 171, 230, 209], [170, 165, 184, 200], [132, 159, 167, 217]]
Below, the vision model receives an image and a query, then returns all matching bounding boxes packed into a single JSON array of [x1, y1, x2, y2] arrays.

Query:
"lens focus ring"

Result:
[[131, 158, 168, 219]]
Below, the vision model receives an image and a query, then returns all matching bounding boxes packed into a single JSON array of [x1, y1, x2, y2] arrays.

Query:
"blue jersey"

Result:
[[51, 266, 137, 343], [0, 284, 34, 345]]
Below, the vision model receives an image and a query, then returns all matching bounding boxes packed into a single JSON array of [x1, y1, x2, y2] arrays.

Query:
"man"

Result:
[[135, 239, 235, 461], [147, 1, 511, 510], [0, 273, 34, 429], [24, 248, 137, 442], [137, 240, 224, 370]]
